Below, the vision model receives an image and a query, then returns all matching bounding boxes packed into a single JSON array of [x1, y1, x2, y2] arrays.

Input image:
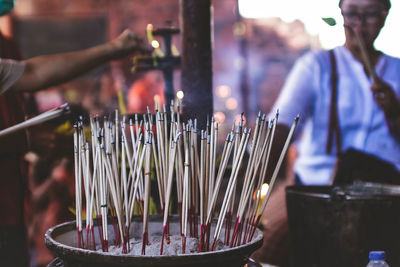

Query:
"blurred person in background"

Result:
[[253, 0, 400, 265]]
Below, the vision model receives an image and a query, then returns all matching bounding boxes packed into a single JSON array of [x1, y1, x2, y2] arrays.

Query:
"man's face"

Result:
[[341, 0, 388, 48], [0, 0, 14, 16]]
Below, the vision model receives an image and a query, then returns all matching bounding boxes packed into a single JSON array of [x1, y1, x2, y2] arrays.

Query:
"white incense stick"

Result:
[[0, 103, 69, 138], [259, 115, 299, 215], [72, 102, 300, 254]]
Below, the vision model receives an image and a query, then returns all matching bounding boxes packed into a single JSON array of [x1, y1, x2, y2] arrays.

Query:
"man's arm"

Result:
[[0, 29, 149, 156], [11, 29, 149, 92]]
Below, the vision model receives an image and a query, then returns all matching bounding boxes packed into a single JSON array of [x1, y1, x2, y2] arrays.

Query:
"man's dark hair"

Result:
[[339, 0, 391, 11]]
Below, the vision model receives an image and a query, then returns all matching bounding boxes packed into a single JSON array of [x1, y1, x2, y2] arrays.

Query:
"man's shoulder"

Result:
[[382, 53, 400, 65], [0, 58, 26, 94], [0, 58, 23, 70], [294, 48, 332, 71]]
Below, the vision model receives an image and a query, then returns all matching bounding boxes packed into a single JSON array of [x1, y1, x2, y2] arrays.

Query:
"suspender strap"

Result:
[[326, 49, 342, 155]]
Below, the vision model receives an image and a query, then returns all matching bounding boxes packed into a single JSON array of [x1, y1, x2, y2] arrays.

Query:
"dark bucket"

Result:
[[286, 183, 400, 267], [45, 215, 263, 267]]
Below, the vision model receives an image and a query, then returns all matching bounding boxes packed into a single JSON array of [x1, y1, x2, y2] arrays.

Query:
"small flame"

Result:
[[151, 40, 160, 48], [256, 183, 269, 199], [261, 183, 269, 197], [176, 90, 184, 100]]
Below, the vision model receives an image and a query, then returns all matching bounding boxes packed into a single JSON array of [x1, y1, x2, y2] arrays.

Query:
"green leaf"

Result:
[[322, 17, 337, 26]]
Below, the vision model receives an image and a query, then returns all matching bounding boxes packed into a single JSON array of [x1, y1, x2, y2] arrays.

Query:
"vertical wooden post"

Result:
[[180, 0, 213, 129]]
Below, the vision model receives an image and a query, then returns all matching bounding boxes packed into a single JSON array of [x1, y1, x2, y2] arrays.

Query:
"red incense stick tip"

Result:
[[160, 225, 166, 255], [102, 240, 108, 252], [142, 232, 148, 255], [211, 239, 217, 251], [198, 224, 204, 252], [122, 234, 129, 254], [122, 242, 128, 254], [182, 236, 187, 254], [230, 219, 241, 248]]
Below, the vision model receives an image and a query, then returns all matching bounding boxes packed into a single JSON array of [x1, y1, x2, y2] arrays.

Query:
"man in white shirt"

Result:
[[271, 0, 400, 185], [255, 0, 400, 265]]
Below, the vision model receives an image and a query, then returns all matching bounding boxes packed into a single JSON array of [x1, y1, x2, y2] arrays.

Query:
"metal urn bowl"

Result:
[[286, 183, 400, 267], [45, 215, 263, 267]]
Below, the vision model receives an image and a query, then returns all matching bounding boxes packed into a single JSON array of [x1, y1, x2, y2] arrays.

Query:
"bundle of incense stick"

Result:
[[0, 103, 70, 138], [72, 101, 299, 255]]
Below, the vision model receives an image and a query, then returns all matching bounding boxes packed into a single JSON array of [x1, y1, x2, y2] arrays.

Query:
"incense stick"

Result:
[[344, 25, 377, 81], [0, 103, 69, 138], [142, 134, 152, 255], [258, 115, 299, 216], [71, 103, 300, 255]]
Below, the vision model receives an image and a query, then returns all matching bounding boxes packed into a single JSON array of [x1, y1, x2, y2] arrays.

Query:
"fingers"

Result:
[[135, 39, 153, 54], [373, 91, 386, 101], [371, 81, 399, 116], [118, 29, 153, 54], [371, 79, 393, 101], [373, 91, 390, 111], [371, 77, 387, 93]]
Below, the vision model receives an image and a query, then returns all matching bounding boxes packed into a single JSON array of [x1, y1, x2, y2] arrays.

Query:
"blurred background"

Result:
[[1, 0, 399, 266], [1, 0, 399, 130]]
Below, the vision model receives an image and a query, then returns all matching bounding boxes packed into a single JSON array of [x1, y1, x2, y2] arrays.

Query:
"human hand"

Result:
[[371, 77, 400, 118], [111, 29, 153, 58]]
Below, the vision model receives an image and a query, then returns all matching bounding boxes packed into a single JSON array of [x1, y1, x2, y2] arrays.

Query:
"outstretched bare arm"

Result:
[[11, 29, 150, 92]]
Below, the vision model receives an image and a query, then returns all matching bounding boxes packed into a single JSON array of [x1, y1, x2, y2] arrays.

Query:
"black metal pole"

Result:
[[180, 0, 213, 130], [163, 67, 174, 107], [161, 32, 174, 106]]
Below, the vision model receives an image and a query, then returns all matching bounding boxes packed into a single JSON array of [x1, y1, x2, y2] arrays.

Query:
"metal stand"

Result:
[[132, 26, 180, 107]]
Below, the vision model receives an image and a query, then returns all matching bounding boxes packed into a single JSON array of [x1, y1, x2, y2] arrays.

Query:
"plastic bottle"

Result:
[[366, 251, 389, 267]]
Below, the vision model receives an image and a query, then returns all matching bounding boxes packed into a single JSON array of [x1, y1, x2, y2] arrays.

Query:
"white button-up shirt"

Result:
[[272, 46, 400, 185]]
